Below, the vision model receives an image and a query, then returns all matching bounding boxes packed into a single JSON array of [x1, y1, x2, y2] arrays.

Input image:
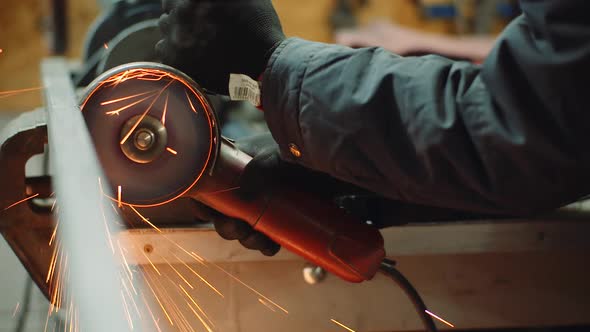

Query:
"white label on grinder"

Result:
[[229, 74, 261, 107]]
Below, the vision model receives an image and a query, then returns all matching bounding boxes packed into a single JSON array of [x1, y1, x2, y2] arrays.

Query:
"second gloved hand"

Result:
[[195, 133, 284, 257], [192, 133, 362, 256], [156, 0, 286, 95]]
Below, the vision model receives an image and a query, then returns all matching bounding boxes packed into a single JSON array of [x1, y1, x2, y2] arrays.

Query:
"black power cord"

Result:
[[379, 258, 438, 332]]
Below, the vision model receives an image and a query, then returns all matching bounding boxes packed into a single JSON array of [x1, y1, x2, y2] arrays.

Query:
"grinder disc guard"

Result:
[[81, 62, 218, 207]]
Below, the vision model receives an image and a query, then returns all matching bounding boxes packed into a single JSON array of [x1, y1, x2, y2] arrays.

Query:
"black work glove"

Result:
[[193, 133, 360, 256], [156, 0, 286, 94]]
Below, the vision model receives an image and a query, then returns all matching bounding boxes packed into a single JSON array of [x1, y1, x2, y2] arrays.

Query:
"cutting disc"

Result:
[[81, 62, 219, 207]]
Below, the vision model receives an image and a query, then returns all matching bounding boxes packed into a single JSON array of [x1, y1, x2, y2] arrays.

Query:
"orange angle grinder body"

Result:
[[81, 62, 385, 283]]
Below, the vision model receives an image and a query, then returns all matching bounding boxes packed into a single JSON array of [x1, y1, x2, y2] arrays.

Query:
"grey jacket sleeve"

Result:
[[261, 0, 590, 215]]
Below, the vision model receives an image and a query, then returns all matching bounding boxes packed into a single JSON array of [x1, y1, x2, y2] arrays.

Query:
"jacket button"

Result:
[[288, 143, 302, 158]]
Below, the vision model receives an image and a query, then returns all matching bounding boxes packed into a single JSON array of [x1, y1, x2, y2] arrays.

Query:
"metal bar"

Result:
[[41, 58, 131, 331]]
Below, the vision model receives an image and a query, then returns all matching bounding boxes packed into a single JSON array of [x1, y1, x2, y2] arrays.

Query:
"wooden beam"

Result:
[[125, 251, 590, 331], [117, 213, 590, 331], [119, 217, 590, 265]]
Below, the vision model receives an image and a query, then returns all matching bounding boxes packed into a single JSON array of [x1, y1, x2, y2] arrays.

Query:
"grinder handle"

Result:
[[194, 139, 385, 282]]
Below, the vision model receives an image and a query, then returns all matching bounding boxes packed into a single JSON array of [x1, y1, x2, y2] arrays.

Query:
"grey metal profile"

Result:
[[41, 58, 133, 332]]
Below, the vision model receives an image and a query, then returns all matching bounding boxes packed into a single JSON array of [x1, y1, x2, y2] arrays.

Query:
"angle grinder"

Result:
[[80, 62, 385, 283]]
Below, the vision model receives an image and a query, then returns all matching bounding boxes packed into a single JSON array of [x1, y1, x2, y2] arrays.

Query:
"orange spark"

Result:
[[62, 255, 70, 309], [161, 92, 169, 125], [144, 271, 174, 326], [117, 186, 122, 208], [74, 307, 80, 332], [120, 79, 174, 145], [99, 178, 122, 245], [98, 177, 105, 195], [67, 297, 74, 332], [142, 250, 161, 276], [0, 49, 3, 54], [118, 241, 134, 282], [105, 94, 155, 116], [100, 90, 156, 106], [161, 236, 205, 267], [172, 253, 223, 298], [51, 246, 65, 306], [258, 298, 276, 312], [109, 70, 129, 87], [0, 87, 43, 96], [129, 206, 161, 232], [0, 88, 43, 99], [12, 302, 20, 317], [120, 290, 134, 330], [164, 292, 193, 332], [46, 242, 59, 283], [0, 93, 21, 99], [44, 306, 52, 332], [49, 221, 59, 246], [425, 310, 455, 328], [100, 202, 115, 254], [184, 299, 214, 332], [110, 202, 120, 216], [202, 186, 241, 196], [137, 74, 169, 82], [153, 264, 212, 331], [166, 147, 177, 155], [140, 293, 163, 332], [178, 284, 215, 331], [184, 89, 197, 113], [190, 252, 206, 265], [4, 193, 39, 211], [121, 277, 138, 303], [103, 43, 109, 50], [159, 255, 194, 290], [213, 263, 288, 314], [331, 319, 356, 332]]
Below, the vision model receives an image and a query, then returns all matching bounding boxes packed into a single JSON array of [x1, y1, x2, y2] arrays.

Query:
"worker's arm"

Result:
[[157, 0, 590, 254], [262, 0, 590, 215]]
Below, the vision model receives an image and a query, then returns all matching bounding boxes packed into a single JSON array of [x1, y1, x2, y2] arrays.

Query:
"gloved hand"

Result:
[[156, 0, 286, 94], [192, 133, 361, 256]]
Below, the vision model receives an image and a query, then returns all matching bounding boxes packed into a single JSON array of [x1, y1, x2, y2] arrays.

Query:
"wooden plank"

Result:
[[384, 219, 590, 256], [119, 217, 590, 265], [117, 213, 590, 330], [130, 251, 590, 331]]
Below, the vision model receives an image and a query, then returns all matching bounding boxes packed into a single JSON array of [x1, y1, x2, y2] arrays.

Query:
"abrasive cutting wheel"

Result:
[[81, 62, 220, 207]]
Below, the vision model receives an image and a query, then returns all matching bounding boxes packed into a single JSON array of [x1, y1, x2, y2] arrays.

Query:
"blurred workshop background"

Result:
[[0, 0, 519, 112], [4, 1, 589, 332]]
